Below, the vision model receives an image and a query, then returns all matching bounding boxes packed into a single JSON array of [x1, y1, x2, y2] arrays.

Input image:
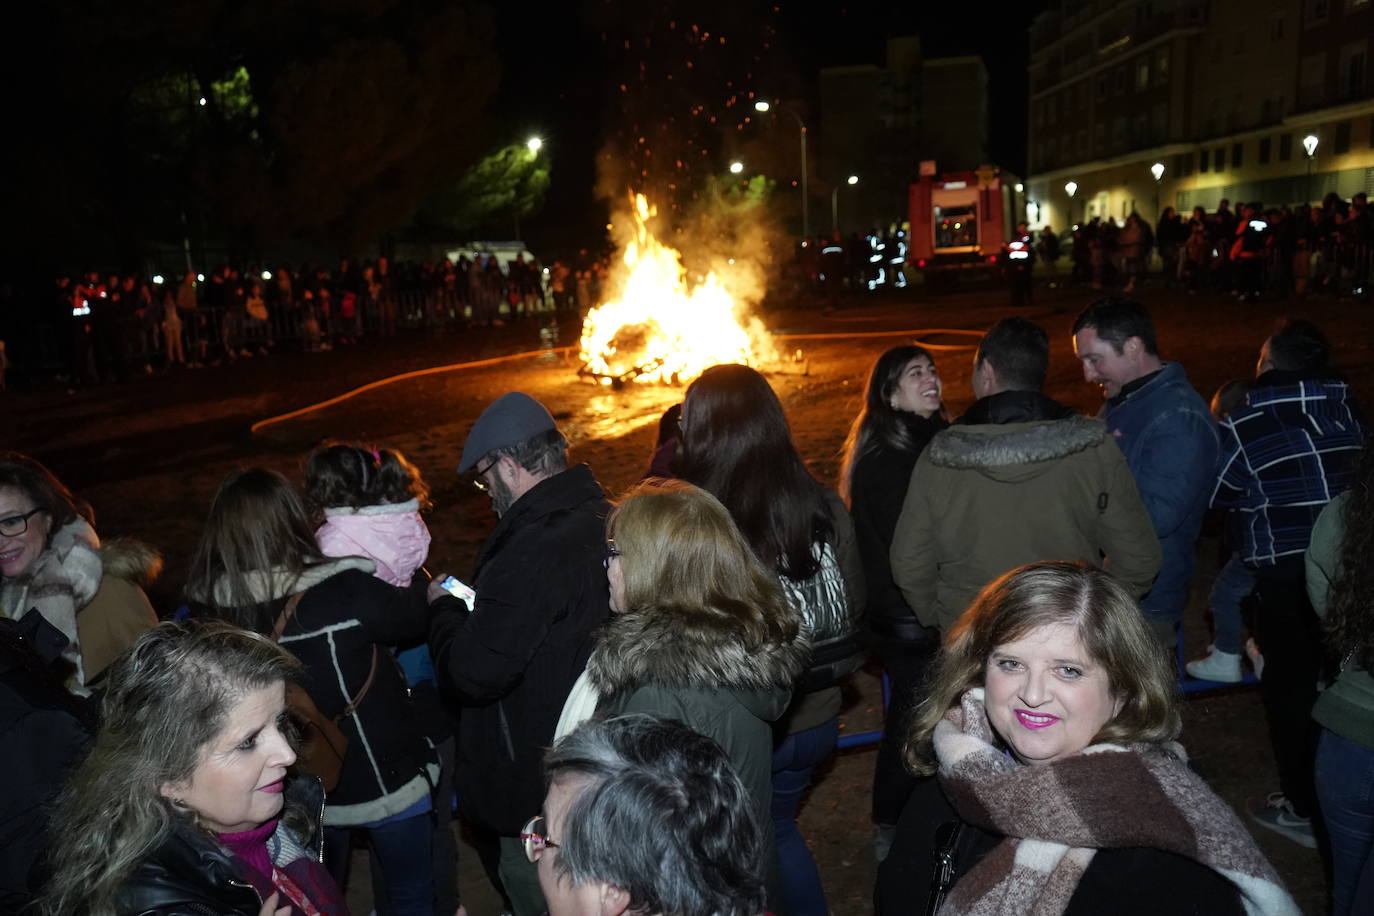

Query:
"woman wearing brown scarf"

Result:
[[875, 562, 1297, 916]]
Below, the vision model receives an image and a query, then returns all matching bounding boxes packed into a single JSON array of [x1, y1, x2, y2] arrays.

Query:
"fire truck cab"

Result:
[[907, 165, 1024, 282]]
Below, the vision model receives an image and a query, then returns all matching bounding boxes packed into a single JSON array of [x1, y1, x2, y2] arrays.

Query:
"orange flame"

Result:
[[579, 194, 772, 385]]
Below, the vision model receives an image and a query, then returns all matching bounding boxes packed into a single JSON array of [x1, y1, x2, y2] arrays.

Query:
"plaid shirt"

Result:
[[1212, 372, 1365, 566]]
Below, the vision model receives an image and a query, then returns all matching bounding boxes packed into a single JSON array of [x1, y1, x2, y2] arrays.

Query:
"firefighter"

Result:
[[1001, 222, 1036, 307]]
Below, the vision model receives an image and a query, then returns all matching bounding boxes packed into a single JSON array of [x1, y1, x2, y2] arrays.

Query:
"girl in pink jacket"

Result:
[[306, 443, 431, 588]]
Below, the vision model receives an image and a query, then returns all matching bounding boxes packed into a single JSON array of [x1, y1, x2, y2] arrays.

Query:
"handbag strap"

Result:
[[271, 591, 379, 720]]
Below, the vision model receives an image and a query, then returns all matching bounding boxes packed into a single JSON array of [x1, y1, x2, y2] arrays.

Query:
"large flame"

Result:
[[579, 194, 772, 385]]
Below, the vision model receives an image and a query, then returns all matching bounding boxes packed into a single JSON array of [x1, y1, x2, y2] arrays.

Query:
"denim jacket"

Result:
[[1101, 362, 1218, 623]]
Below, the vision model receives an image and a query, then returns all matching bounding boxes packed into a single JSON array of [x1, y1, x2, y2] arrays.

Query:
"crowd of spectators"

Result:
[[42, 254, 610, 389], [1042, 191, 1373, 300]]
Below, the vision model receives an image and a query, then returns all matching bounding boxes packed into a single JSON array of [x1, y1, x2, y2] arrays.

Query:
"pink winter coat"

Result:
[[314, 499, 431, 587]]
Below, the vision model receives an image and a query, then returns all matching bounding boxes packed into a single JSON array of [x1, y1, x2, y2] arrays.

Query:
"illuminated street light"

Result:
[[729, 160, 744, 174], [832, 175, 859, 232], [261, 270, 273, 281], [1303, 134, 1319, 202], [1151, 163, 1165, 219], [198, 97, 207, 106], [753, 96, 808, 237], [527, 136, 543, 153], [196, 273, 205, 282], [1014, 182, 1024, 193], [152, 274, 164, 285], [1065, 181, 1078, 197]]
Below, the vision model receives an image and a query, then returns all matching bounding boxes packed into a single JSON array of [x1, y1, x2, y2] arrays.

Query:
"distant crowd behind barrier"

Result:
[[40, 254, 612, 388], [1039, 190, 1373, 300]]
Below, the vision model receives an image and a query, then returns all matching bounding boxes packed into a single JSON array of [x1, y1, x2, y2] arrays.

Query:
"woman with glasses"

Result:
[[675, 363, 864, 916], [565, 478, 804, 912], [0, 451, 159, 693], [838, 345, 947, 860], [183, 468, 443, 916]]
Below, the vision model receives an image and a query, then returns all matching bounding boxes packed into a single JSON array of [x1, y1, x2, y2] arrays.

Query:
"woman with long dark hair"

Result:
[[838, 345, 947, 859], [1307, 441, 1374, 916], [677, 363, 864, 916], [183, 468, 441, 916]]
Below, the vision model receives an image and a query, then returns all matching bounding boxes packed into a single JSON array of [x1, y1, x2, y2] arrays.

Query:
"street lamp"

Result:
[[832, 175, 859, 232], [754, 98, 809, 239], [1064, 181, 1079, 225], [527, 136, 543, 154], [729, 160, 744, 174], [1150, 162, 1165, 219], [1303, 134, 1319, 202]]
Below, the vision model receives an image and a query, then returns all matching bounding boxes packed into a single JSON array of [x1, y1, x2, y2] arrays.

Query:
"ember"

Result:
[[578, 193, 773, 386]]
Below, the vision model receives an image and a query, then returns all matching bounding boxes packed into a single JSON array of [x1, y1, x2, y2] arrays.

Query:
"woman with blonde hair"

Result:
[[560, 478, 807, 911], [876, 562, 1296, 916]]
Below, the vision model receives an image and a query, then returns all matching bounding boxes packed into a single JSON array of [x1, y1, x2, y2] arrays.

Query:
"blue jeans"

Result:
[[1316, 728, 1374, 916], [1207, 553, 1254, 655], [771, 718, 839, 916], [325, 812, 435, 916]]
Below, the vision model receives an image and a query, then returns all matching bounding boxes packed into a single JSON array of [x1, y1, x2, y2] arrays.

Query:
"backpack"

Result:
[[272, 593, 377, 792], [779, 540, 861, 692]]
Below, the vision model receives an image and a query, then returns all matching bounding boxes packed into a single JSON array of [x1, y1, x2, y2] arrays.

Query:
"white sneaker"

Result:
[[1186, 649, 1243, 683], [1245, 638, 1265, 680]]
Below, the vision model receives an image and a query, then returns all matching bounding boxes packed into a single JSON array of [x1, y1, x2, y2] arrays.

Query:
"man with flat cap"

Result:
[[428, 391, 611, 916]]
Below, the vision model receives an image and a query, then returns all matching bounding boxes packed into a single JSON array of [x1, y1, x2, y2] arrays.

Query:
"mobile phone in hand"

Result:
[[439, 575, 476, 607]]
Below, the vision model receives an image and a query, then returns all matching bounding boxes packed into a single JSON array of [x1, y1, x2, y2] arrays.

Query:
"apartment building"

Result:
[[1026, 0, 1372, 230]]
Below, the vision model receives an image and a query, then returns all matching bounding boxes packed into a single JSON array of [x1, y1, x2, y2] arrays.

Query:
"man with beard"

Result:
[[429, 391, 612, 916]]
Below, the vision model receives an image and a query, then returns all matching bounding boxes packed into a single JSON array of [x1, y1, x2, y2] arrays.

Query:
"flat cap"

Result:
[[458, 392, 558, 473]]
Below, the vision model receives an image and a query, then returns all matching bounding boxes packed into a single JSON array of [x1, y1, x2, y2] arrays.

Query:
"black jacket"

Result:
[[429, 464, 612, 835], [875, 776, 1244, 916], [117, 779, 330, 916], [189, 559, 438, 823], [850, 412, 947, 642], [0, 613, 94, 911]]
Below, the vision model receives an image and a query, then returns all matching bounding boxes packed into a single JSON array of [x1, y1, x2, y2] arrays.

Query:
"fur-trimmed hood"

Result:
[[586, 609, 809, 701], [926, 415, 1108, 482], [100, 537, 163, 586], [190, 556, 376, 607]]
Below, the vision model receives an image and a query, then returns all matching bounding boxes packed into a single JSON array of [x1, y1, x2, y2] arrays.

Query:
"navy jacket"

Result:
[[1101, 361, 1218, 623], [1212, 370, 1365, 568]]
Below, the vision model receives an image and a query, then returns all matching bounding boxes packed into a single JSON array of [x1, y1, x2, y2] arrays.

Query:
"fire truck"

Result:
[[907, 164, 1025, 285]]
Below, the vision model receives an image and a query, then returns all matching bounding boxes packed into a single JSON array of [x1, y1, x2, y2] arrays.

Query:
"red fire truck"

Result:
[[907, 164, 1024, 284]]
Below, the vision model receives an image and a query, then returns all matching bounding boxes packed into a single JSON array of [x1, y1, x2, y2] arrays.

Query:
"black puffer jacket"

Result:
[[189, 558, 438, 825], [429, 464, 612, 836]]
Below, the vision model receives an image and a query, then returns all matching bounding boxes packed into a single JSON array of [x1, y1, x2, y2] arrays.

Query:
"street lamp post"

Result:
[[1150, 162, 1165, 219], [729, 161, 744, 175], [1065, 180, 1078, 224], [831, 174, 859, 232], [1303, 134, 1319, 203], [516, 137, 543, 240], [755, 99, 809, 239]]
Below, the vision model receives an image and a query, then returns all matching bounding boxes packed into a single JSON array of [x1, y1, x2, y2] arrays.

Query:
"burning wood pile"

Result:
[[578, 194, 773, 387]]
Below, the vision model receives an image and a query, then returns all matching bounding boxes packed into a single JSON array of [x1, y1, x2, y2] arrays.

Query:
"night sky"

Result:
[[494, 0, 1047, 257]]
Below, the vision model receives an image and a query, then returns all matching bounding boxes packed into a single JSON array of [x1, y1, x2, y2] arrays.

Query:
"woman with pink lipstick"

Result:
[[839, 344, 948, 861], [875, 562, 1297, 916], [0, 452, 159, 694], [42, 620, 346, 916]]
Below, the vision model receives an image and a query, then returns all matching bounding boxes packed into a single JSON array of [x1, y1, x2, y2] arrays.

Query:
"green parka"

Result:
[[890, 392, 1161, 631]]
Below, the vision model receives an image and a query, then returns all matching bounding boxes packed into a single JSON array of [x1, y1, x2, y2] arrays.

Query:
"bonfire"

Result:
[[578, 194, 773, 386]]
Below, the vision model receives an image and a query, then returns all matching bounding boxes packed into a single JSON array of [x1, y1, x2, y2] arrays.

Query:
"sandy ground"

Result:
[[8, 281, 1368, 914]]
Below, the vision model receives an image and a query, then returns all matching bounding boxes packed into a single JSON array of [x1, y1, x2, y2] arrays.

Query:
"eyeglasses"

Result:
[[0, 507, 44, 537], [604, 537, 620, 570], [471, 456, 500, 493], [520, 815, 560, 863]]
